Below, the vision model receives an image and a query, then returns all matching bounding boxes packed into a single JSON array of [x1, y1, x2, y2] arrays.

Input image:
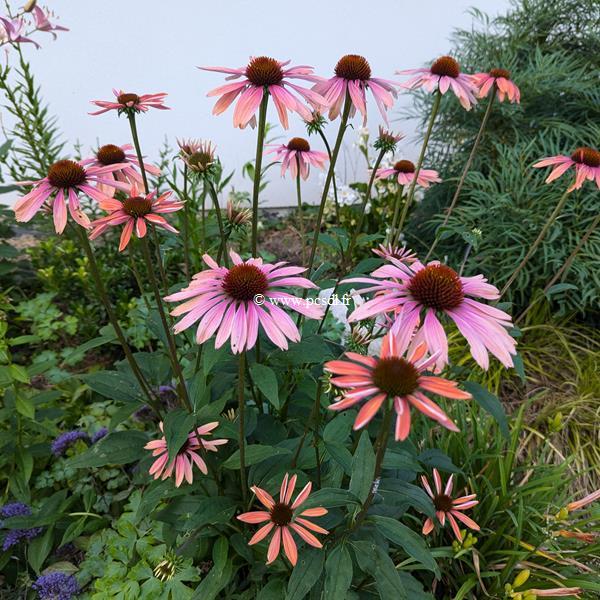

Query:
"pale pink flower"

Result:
[[81, 143, 160, 198], [30, 6, 68, 38], [533, 147, 600, 191], [421, 468, 480, 541], [90, 89, 169, 115], [145, 421, 228, 487], [0, 16, 39, 47], [471, 68, 520, 103], [376, 159, 441, 188], [372, 243, 417, 264], [237, 473, 328, 566], [398, 55, 478, 110], [345, 259, 517, 370], [200, 56, 326, 129], [566, 488, 600, 512], [265, 137, 328, 179], [313, 54, 398, 125], [165, 252, 324, 353], [325, 331, 470, 440], [13, 159, 129, 233]]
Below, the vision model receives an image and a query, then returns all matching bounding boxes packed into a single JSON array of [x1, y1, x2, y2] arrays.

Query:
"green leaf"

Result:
[[222, 445, 291, 469], [67, 431, 147, 468], [298, 488, 361, 511], [463, 381, 509, 439], [379, 480, 435, 518], [349, 431, 375, 502], [184, 497, 236, 529], [286, 547, 325, 600], [9, 364, 29, 384], [324, 441, 353, 475], [249, 363, 279, 408], [163, 409, 196, 462], [372, 515, 439, 576], [418, 449, 461, 474], [28, 527, 54, 574], [324, 544, 353, 599], [192, 537, 233, 600], [353, 541, 406, 599], [15, 393, 35, 419], [82, 371, 145, 403]]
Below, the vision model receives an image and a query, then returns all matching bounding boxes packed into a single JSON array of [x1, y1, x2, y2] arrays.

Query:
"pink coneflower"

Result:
[[398, 55, 478, 110], [81, 143, 160, 197], [13, 159, 129, 233], [177, 138, 217, 174], [313, 54, 398, 125], [421, 468, 480, 541], [345, 259, 517, 370], [30, 6, 68, 38], [0, 16, 39, 47], [533, 147, 600, 191], [237, 473, 328, 566], [266, 137, 329, 180], [89, 183, 183, 251], [165, 252, 324, 353], [376, 159, 441, 188], [324, 331, 470, 440], [145, 421, 228, 487], [200, 56, 325, 129], [471, 68, 520, 104], [372, 243, 417, 263], [90, 89, 169, 116]]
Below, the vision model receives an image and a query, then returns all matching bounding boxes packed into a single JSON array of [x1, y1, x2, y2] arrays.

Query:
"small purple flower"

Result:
[[90, 427, 108, 444], [51, 431, 90, 457], [1, 502, 43, 550], [32, 572, 80, 600]]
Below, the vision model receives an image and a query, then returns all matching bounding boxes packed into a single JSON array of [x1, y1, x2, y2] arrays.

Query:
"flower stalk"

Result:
[[251, 94, 269, 257], [295, 157, 306, 264], [237, 350, 248, 503]]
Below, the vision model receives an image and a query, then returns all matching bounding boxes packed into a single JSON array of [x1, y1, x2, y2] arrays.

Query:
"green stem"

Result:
[[238, 351, 248, 503], [395, 90, 442, 240], [291, 381, 323, 468], [317, 128, 342, 229], [207, 180, 229, 266], [500, 187, 572, 296], [251, 94, 269, 257], [126, 112, 150, 193], [426, 93, 495, 261], [139, 236, 191, 411], [387, 185, 405, 244], [151, 226, 170, 294], [182, 164, 190, 278], [295, 160, 306, 264]]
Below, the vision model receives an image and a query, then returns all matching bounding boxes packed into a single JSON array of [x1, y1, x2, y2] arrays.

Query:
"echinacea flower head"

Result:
[[325, 331, 470, 440], [372, 243, 417, 263], [13, 159, 128, 233], [177, 139, 217, 175], [89, 183, 183, 251], [1, 502, 43, 550], [32, 572, 80, 600], [145, 421, 228, 487], [373, 127, 404, 154], [90, 89, 169, 116], [398, 55, 478, 110], [533, 146, 600, 192], [226, 197, 251, 230], [51, 430, 90, 457], [201, 56, 326, 129], [305, 111, 327, 135], [376, 159, 441, 188], [237, 473, 328, 566], [421, 468, 480, 541], [81, 143, 160, 197], [471, 68, 520, 103], [0, 16, 39, 47], [313, 54, 398, 125], [166, 252, 323, 353], [345, 259, 517, 370], [266, 137, 329, 180]]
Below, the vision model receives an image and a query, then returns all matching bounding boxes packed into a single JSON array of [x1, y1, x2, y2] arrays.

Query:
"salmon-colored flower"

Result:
[[313, 54, 399, 125], [266, 137, 328, 180], [566, 488, 600, 512], [89, 183, 183, 251], [237, 473, 328, 566], [398, 55, 478, 110], [471, 68, 520, 103], [201, 56, 326, 129], [376, 159, 441, 188], [90, 89, 169, 115], [527, 588, 582, 597], [144, 421, 228, 487], [421, 468, 480, 541], [533, 147, 600, 192], [325, 331, 471, 441]]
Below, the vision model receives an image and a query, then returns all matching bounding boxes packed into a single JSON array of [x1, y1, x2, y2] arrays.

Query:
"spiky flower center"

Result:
[[430, 56, 460, 78], [96, 144, 126, 165], [117, 92, 140, 106], [394, 160, 415, 173], [222, 264, 269, 302], [372, 357, 420, 397], [270, 502, 293, 526], [287, 137, 311, 152], [187, 151, 213, 172], [408, 264, 464, 310], [571, 147, 600, 168], [433, 494, 453, 512], [334, 54, 372, 81], [245, 56, 283, 87], [489, 68, 510, 79], [47, 160, 86, 189], [123, 196, 153, 217]]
